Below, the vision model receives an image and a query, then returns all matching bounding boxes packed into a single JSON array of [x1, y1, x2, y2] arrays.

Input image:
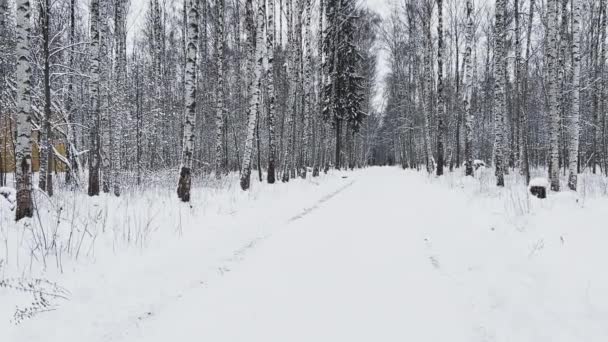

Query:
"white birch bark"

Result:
[[422, 2, 434, 173], [302, 0, 313, 178], [568, 0, 581, 190], [547, 0, 560, 191], [15, 0, 34, 220], [88, 0, 102, 196], [266, 0, 278, 183], [463, 0, 474, 177], [493, 0, 507, 186], [436, 0, 445, 176], [177, 0, 199, 202], [100, 0, 111, 193], [214, 0, 226, 178], [112, 0, 127, 196], [240, 0, 265, 190]]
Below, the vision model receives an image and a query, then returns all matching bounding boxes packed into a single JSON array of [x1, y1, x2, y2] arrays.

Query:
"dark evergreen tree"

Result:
[[323, 0, 365, 169]]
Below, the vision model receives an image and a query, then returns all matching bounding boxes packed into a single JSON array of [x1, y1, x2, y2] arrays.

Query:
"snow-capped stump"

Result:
[[0, 186, 16, 210], [529, 177, 549, 199], [473, 159, 486, 170]]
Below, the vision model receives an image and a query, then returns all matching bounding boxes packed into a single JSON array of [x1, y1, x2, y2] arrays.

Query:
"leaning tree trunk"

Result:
[[568, 0, 581, 190], [463, 0, 474, 177], [15, 0, 34, 220], [493, 0, 507, 187], [88, 0, 101, 196], [240, 0, 264, 190], [547, 0, 560, 191], [266, 0, 277, 183], [214, 0, 226, 179], [177, 0, 199, 202]]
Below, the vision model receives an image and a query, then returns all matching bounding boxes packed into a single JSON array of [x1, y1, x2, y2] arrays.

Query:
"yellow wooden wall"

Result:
[[0, 116, 67, 173]]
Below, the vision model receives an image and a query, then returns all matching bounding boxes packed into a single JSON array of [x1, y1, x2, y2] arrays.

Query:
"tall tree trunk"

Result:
[[88, 0, 101, 196], [240, 0, 265, 190], [39, 0, 53, 196], [113, 0, 127, 196], [493, 0, 507, 186], [463, 0, 474, 176], [301, 0, 313, 178], [547, 0, 560, 191], [436, 0, 445, 176], [214, 0, 226, 178], [422, 1, 434, 173], [177, 0, 199, 202], [520, 0, 535, 185], [568, 0, 581, 190], [266, 0, 277, 183], [15, 0, 34, 220], [100, 0, 111, 193]]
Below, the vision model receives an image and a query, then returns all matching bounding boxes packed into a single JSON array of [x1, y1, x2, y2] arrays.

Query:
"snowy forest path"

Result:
[[121, 167, 480, 342]]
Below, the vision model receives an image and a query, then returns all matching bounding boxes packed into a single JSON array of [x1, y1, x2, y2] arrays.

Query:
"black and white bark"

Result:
[[15, 0, 34, 220], [177, 0, 199, 202], [463, 0, 474, 177], [214, 0, 226, 178], [568, 0, 581, 190], [493, 0, 507, 186], [547, 0, 560, 191], [266, 0, 278, 183], [240, 0, 265, 190], [88, 0, 102, 196]]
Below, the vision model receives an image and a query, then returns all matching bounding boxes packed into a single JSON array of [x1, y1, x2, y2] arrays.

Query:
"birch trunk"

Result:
[[214, 0, 226, 178], [177, 0, 199, 202], [88, 0, 101, 196], [39, 0, 53, 196], [266, 0, 278, 183], [547, 0, 560, 191], [15, 0, 34, 220], [113, 0, 127, 196], [301, 0, 313, 178], [240, 0, 265, 190], [568, 0, 581, 190], [100, 0, 111, 193], [436, 0, 445, 176], [422, 2, 434, 173], [493, 0, 507, 186], [463, 0, 474, 177]]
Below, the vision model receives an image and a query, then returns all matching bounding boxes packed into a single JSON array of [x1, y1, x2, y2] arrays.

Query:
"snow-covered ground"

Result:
[[2, 167, 608, 341]]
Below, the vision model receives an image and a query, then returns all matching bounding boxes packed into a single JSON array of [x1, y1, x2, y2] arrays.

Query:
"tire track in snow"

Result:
[[124, 178, 357, 334], [287, 179, 356, 223]]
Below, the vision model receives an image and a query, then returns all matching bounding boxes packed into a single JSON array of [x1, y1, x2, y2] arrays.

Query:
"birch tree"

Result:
[[266, 0, 278, 183], [113, 0, 127, 196], [547, 0, 560, 191], [463, 0, 474, 177], [436, 0, 445, 176], [240, 0, 265, 190], [568, 0, 581, 190], [214, 0, 226, 178], [15, 0, 34, 220], [88, 0, 102, 196], [493, 0, 506, 186], [177, 0, 199, 202], [39, 0, 53, 196]]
